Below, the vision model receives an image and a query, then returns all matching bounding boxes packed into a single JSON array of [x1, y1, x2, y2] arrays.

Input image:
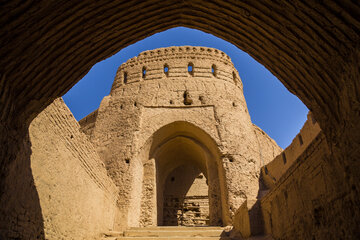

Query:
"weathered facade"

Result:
[[29, 99, 119, 239], [78, 46, 281, 229]]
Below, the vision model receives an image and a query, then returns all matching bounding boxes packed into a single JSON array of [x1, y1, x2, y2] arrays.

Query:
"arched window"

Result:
[[188, 63, 194, 76], [211, 64, 217, 77], [164, 64, 169, 76], [142, 67, 146, 78], [123, 72, 128, 84], [232, 71, 237, 85]]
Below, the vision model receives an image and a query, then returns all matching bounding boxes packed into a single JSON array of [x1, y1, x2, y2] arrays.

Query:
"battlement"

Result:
[[137, 46, 231, 60], [110, 46, 242, 93]]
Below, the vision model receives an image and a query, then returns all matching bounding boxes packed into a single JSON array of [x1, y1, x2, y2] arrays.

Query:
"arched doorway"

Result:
[[138, 121, 228, 227]]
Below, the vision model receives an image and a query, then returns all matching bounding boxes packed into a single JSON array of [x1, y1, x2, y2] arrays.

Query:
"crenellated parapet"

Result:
[[110, 46, 242, 93], [261, 112, 321, 189]]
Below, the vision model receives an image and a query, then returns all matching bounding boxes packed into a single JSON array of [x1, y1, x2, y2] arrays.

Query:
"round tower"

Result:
[[86, 46, 281, 229]]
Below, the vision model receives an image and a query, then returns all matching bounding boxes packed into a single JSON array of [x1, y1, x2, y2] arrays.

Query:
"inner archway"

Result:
[[139, 121, 228, 227], [162, 165, 208, 226], [154, 135, 218, 226]]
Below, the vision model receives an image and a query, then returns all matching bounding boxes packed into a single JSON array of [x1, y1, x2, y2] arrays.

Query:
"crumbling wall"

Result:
[[29, 98, 119, 239]]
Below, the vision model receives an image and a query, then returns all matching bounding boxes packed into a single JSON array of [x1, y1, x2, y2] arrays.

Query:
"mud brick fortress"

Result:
[[0, 2, 359, 240], [8, 46, 322, 239], [78, 46, 282, 228]]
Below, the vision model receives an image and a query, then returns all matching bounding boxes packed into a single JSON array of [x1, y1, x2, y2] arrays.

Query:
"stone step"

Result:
[[129, 226, 224, 231], [116, 238, 230, 240], [104, 227, 273, 240], [124, 229, 224, 237]]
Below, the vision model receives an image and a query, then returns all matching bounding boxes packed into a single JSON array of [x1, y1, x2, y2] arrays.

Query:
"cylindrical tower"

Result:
[[84, 46, 281, 229]]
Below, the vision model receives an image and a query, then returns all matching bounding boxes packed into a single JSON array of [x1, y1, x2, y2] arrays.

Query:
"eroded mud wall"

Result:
[[29, 99, 119, 239], [261, 115, 359, 239]]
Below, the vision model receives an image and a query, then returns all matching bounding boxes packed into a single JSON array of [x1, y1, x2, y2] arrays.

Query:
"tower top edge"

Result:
[[121, 46, 233, 66]]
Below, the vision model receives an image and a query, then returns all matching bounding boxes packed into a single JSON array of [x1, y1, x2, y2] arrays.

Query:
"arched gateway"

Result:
[[139, 121, 225, 227], [79, 46, 281, 228]]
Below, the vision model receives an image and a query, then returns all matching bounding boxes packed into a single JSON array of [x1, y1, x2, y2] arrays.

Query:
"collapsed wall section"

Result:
[[29, 98, 119, 239]]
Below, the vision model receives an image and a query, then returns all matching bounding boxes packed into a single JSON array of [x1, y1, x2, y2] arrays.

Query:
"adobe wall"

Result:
[[29, 98, 119, 239], [84, 46, 282, 228], [261, 112, 321, 189], [0, 123, 44, 239], [79, 109, 98, 139], [260, 112, 360, 239], [253, 124, 283, 166], [261, 133, 331, 239]]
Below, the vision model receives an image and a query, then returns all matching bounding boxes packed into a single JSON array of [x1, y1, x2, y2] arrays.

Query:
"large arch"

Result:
[[0, 1, 359, 239], [1, 1, 358, 130], [135, 121, 229, 227]]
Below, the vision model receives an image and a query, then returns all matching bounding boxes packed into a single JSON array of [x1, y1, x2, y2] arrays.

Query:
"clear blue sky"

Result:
[[63, 27, 308, 149]]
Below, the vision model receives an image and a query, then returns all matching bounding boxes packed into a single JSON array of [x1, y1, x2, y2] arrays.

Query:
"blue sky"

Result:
[[63, 27, 308, 149]]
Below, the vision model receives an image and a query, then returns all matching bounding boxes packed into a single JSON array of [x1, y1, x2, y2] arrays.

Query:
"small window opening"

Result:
[[123, 72, 128, 84], [188, 63, 194, 75], [282, 152, 287, 164], [125, 159, 130, 164], [134, 102, 137, 107], [298, 134, 303, 145], [171, 177, 175, 182], [233, 71, 237, 85], [169, 100, 173, 104], [211, 64, 217, 76], [164, 64, 169, 76], [284, 190, 288, 199], [142, 67, 146, 78]]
